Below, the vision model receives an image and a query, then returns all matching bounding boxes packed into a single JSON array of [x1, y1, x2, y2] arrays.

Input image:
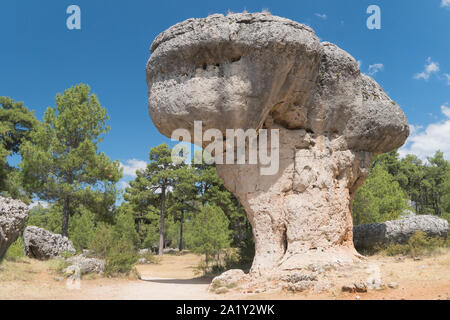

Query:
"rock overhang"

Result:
[[146, 12, 409, 154]]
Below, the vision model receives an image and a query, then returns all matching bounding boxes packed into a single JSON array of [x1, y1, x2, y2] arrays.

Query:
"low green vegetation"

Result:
[[3, 238, 24, 262], [378, 231, 449, 257]]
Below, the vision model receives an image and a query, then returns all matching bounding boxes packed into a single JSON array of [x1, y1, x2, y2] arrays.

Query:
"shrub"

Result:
[[105, 241, 138, 275], [186, 205, 231, 268], [69, 210, 95, 252], [383, 231, 448, 257], [113, 212, 140, 248], [88, 217, 139, 276], [4, 237, 24, 262], [88, 223, 115, 258]]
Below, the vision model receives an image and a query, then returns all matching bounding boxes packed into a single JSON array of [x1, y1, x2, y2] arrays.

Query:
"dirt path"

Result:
[[0, 251, 449, 300]]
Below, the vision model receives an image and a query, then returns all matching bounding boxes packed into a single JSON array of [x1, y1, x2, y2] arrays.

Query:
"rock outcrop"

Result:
[[23, 226, 76, 260], [65, 255, 105, 274], [0, 196, 29, 260], [353, 215, 449, 250], [146, 13, 409, 275]]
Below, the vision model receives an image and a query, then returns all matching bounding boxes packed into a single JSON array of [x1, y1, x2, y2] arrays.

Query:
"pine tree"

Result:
[[186, 204, 231, 266], [0, 96, 39, 201], [353, 165, 406, 224], [20, 84, 122, 236]]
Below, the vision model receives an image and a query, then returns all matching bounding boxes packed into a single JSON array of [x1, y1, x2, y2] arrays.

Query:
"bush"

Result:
[[88, 215, 140, 276], [113, 212, 140, 248], [4, 237, 24, 262], [105, 241, 138, 275], [383, 231, 448, 257], [69, 210, 95, 252], [186, 205, 231, 268], [88, 223, 115, 258]]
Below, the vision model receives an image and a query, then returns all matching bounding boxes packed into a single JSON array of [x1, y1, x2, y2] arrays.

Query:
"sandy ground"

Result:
[[0, 251, 449, 300]]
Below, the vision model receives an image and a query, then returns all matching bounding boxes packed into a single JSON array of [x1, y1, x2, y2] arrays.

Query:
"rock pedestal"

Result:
[[217, 128, 373, 274]]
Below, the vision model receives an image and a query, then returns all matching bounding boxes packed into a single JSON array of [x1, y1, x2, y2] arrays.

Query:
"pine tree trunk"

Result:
[[237, 219, 242, 242], [61, 197, 70, 237], [159, 184, 166, 256], [179, 211, 184, 251]]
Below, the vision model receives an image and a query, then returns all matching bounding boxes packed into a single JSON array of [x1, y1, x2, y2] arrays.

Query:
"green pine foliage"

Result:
[[185, 204, 232, 266], [353, 165, 406, 224], [20, 84, 122, 237], [353, 150, 450, 225], [0, 96, 39, 202]]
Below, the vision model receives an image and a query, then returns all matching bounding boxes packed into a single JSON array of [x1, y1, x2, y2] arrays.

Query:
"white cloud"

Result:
[[29, 200, 49, 209], [315, 13, 327, 20], [441, 103, 450, 117], [441, 0, 450, 8], [367, 63, 384, 75], [357, 60, 362, 69], [120, 159, 147, 177], [444, 73, 450, 85], [414, 57, 440, 80], [399, 103, 450, 160]]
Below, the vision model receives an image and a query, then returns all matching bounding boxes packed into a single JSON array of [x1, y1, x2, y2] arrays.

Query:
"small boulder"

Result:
[[211, 269, 246, 288], [23, 226, 75, 260], [66, 255, 105, 274], [342, 281, 367, 293], [388, 282, 399, 289], [138, 248, 151, 255], [138, 257, 150, 264], [0, 196, 29, 260]]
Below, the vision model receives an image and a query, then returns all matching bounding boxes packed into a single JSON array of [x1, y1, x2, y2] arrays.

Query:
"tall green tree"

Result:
[[168, 164, 197, 251], [122, 174, 160, 244], [425, 151, 449, 216], [193, 150, 248, 244], [20, 84, 122, 236], [136, 143, 179, 255], [0, 97, 39, 201]]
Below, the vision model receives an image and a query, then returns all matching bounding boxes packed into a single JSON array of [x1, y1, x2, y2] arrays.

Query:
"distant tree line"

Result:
[[353, 150, 450, 225]]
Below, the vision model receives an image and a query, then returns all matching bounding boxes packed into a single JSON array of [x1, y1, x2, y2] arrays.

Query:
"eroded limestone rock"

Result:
[[353, 215, 449, 250], [65, 255, 105, 274], [0, 196, 29, 260], [146, 13, 409, 276], [23, 226, 76, 260]]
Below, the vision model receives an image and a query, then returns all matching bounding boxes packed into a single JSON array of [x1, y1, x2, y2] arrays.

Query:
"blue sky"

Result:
[[1, 0, 449, 192]]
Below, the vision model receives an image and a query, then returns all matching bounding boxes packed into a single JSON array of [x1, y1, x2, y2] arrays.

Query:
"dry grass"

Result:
[[0, 250, 449, 300], [135, 253, 203, 279]]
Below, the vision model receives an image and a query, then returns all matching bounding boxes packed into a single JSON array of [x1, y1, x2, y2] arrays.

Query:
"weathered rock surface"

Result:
[[146, 13, 409, 276], [211, 269, 247, 287], [65, 255, 105, 274], [0, 196, 29, 260], [23, 226, 76, 260], [353, 215, 449, 250]]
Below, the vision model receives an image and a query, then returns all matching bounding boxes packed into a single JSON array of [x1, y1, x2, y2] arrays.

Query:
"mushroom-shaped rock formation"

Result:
[[146, 13, 409, 275]]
